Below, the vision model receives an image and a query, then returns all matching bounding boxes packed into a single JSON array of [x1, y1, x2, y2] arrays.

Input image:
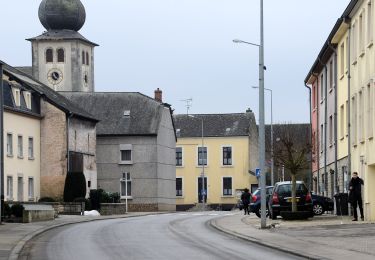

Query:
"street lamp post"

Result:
[[252, 86, 273, 186], [233, 0, 266, 228], [188, 115, 205, 210]]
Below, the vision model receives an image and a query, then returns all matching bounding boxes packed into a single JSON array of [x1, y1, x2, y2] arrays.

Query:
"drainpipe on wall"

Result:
[[0, 63, 4, 223], [346, 20, 352, 191], [318, 58, 328, 196], [304, 82, 313, 191], [328, 42, 339, 196]]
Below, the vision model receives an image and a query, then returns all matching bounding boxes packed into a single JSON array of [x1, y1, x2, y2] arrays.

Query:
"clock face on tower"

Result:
[[47, 68, 63, 85]]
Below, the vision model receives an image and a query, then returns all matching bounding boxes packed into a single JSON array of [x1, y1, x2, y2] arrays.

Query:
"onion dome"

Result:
[[38, 0, 86, 31]]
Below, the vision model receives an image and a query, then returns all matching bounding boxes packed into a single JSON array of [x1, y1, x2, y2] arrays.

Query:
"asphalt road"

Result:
[[21, 212, 305, 260]]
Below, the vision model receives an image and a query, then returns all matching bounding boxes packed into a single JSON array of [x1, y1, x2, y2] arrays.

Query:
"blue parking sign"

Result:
[[255, 168, 261, 178]]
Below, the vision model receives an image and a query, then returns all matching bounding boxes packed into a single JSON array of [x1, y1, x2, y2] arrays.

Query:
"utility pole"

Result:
[[259, 0, 267, 229]]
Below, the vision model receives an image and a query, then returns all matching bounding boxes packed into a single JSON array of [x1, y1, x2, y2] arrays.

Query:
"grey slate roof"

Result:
[[0, 60, 98, 122], [60, 92, 168, 136], [15, 66, 33, 77], [174, 113, 256, 138], [27, 30, 98, 46]]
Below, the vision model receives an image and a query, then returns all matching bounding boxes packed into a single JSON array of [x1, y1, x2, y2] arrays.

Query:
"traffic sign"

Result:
[[255, 168, 261, 178]]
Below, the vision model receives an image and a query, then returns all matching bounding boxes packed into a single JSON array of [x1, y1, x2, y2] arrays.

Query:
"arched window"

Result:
[[86, 52, 89, 65], [57, 48, 65, 63], [82, 50, 85, 65], [46, 48, 53, 63]]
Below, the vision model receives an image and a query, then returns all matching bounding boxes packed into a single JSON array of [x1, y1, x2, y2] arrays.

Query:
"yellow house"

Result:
[[344, 0, 375, 221], [174, 111, 259, 210], [2, 73, 41, 202]]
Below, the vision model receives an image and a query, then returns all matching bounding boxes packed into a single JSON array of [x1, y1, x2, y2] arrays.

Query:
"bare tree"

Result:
[[273, 124, 311, 212]]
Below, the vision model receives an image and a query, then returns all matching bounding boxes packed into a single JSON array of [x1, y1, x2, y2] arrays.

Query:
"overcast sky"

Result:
[[0, 0, 349, 123]]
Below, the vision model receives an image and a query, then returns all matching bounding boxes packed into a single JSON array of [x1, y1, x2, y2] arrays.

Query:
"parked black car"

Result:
[[268, 181, 313, 220], [312, 193, 334, 215], [250, 186, 274, 218]]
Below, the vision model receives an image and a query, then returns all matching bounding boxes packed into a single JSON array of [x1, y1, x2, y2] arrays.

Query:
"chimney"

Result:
[[154, 88, 163, 103]]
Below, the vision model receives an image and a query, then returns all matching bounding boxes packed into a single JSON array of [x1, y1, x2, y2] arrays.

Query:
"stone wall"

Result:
[[100, 203, 159, 215], [40, 100, 67, 200]]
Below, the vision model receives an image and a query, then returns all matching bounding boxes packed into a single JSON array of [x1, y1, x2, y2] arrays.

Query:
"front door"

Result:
[[18, 177, 23, 201], [198, 177, 207, 203]]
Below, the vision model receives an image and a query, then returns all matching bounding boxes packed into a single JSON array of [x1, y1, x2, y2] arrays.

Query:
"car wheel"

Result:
[[255, 208, 261, 218], [313, 203, 324, 215]]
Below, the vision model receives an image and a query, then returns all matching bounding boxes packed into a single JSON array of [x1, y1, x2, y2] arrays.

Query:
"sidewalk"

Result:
[[0, 212, 161, 260], [211, 212, 375, 260]]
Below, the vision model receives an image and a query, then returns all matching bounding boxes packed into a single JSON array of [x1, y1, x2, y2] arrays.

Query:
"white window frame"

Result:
[[340, 105, 345, 139], [119, 144, 133, 165], [329, 116, 333, 146], [367, 82, 374, 139], [28, 177, 34, 200], [12, 88, 21, 107], [28, 137, 34, 159], [340, 42, 345, 77], [197, 146, 208, 167], [7, 176, 13, 200], [120, 172, 132, 199], [176, 177, 184, 198], [7, 133, 13, 157], [17, 135, 23, 158], [176, 147, 184, 167], [368, 0, 373, 46], [221, 145, 233, 166], [222, 176, 233, 197], [352, 94, 358, 145], [24, 91, 32, 110]]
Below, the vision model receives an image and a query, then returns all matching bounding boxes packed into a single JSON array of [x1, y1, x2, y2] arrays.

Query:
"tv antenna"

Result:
[[180, 98, 193, 115]]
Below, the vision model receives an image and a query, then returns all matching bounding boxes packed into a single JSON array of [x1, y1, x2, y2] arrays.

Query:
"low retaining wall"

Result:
[[100, 203, 162, 215], [21, 202, 85, 216], [23, 209, 55, 223]]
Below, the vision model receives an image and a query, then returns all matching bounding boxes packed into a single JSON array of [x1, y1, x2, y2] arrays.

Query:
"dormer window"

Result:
[[12, 88, 21, 107], [46, 48, 53, 63], [24, 91, 32, 110], [57, 48, 65, 63]]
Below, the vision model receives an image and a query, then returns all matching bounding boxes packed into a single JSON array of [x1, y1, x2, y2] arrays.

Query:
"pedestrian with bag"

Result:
[[349, 172, 364, 221], [241, 188, 251, 215]]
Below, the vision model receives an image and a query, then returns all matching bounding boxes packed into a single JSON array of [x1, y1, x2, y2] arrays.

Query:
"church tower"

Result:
[[28, 0, 98, 92]]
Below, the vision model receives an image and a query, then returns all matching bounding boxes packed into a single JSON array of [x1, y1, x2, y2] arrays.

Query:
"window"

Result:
[[359, 14, 364, 53], [368, 1, 373, 44], [359, 90, 365, 142], [7, 176, 13, 200], [312, 85, 316, 108], [12, 88, 21, 106], [222, 147, 232, 165], [352, 21, 358, 62], [24, 91, 32, 110], [18, 135, 23, 158], [352, 95, 358, 145], [340, 105, 345, 139], [57, 48, 65, 62], [176, 129, 181, 138], [340, 43, 345, 75], [7, 133, 13, 156], [28, 177, 34, 199], [176, 178, 183, 197], [320, 74, 324, 101], [198, 147, 207, 166], [367, 84, 373, 138], [223, 177, 232, 196], [86, 52, 89, 65], [176, 147, 183, 166], [329, 60, 333, 90], [28, 137, 34, 159], [320, 124, 324, 153], [119, 144, 132, 164], [346, 100, 349, 136], [82, 51, 85, 65], [46, 48, 53, 63], [120, 172, 132, 198], [329, 116, 333, 145]]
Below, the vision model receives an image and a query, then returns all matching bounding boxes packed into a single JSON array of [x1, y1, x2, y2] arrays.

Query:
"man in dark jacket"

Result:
[[241, 188, 251, 215], [349, 172, 364, 221]]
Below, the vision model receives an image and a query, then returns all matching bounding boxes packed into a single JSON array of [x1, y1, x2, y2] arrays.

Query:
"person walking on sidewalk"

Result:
[[241, 188, 251, 215], [349, 172, 364, 221]]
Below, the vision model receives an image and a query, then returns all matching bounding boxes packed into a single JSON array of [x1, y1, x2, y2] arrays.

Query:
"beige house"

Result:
[[2, 61, 98, 201]]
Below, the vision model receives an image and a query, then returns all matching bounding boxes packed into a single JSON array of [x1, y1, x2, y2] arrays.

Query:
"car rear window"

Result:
[[277, 184, 307, 196]]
